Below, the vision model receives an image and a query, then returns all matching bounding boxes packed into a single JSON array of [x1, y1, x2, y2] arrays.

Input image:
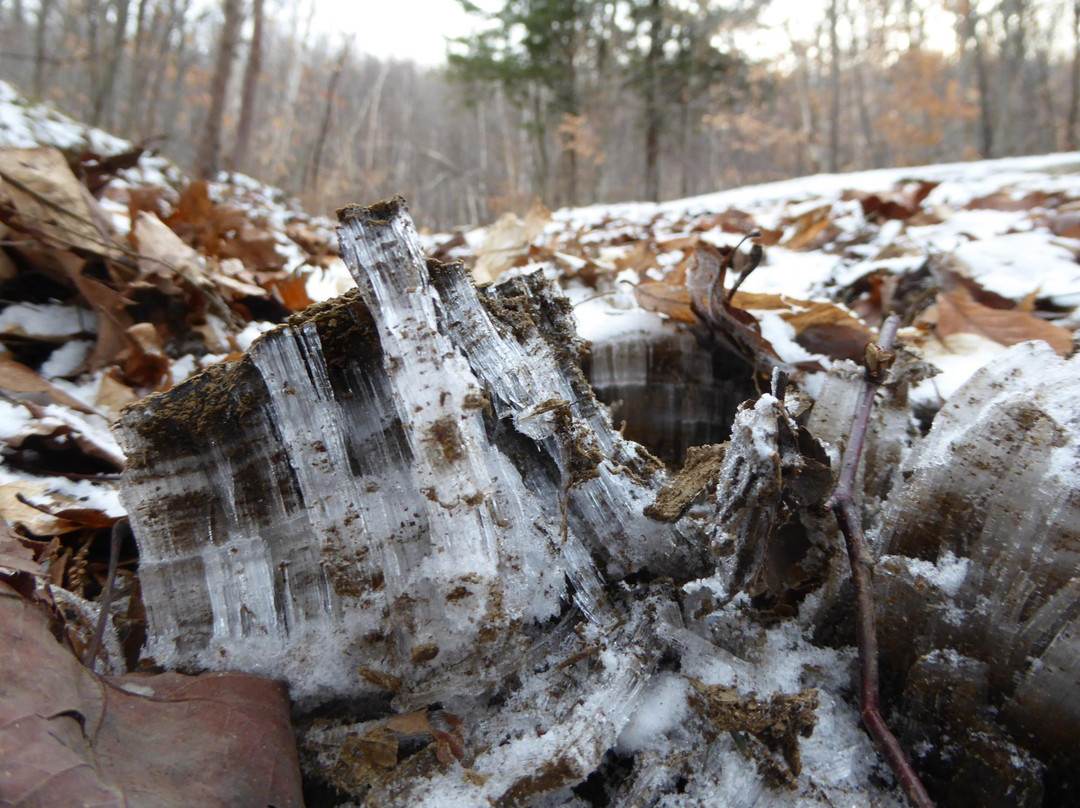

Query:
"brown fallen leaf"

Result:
[[783, 205, 837, 251], [614, 240, 662, 275], [471, 200, 551, 284], [0, 481, 81, 537], [131, 210, 208, 287], [74, 146, 147, 196], [782, 302, 875, 362], [966, 190, 1052, 212], [0, 517, 42, 574], [0, 147, 121, 259], [263, 272, 315, 312], [95, 368, 139, 418], [0, 583, 304, 807], [0, 356, 97, 413], [930, 289, 1073, 357], [844, 181, 939, 221], [386, 709, 434, 736], [71, 273, 135, 370], [633, 278, 696, 324]]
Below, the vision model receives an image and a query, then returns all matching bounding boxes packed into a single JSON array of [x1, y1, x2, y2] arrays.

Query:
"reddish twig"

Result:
[[826, 314, 934, 808]]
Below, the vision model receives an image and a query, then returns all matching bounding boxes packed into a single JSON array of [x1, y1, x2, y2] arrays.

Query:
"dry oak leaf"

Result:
[[0, 147, 122, 259], [472, 200, 551, 284], [0, 582, 304, 807], [0, 356, 97, 413], [0, 520, 38, 575], [633, 277, 695, 324], [930, 289, 1073, 357], [733, 292, 875, 362], [263, 271, 315, 312], [843, 180, 939, 221], [782, 205, 837, 251], [0, 481, 81, 537]]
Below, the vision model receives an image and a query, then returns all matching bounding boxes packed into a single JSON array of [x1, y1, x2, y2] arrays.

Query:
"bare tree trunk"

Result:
[[195, 0, 244, 180], [964, 9, 994, 158], [1068, 0, 1080, 149], [996, 0, 1027, 155], [228, 0, 265, 174], [530, 88, 550, 203], [786, 28, 819, 174], [4, 0, 24, 25], [643, 0, 663, 202], [32, 0, 55, 99], [121, 0, 152, 137], [270, 0, 315, 187], [828, 0, 841, 173], [147, 0, 190, 142], [849, 12, 878, 168], [91, 0, 131, 129], [679, 102, 692, 198], [305, 39, 351, 192], [364, 59, 390, 176]]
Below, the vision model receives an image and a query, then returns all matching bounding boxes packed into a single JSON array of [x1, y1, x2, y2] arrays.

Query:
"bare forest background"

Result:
[[1, 0, 1078, 230]]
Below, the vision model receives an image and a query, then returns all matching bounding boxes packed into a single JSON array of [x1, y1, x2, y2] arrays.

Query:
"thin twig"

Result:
[[84, 518, 127, 672], [826, 314, 934, 808]]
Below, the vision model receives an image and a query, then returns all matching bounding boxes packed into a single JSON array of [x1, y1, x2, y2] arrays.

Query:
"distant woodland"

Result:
[[1, 0, 1078, 229]]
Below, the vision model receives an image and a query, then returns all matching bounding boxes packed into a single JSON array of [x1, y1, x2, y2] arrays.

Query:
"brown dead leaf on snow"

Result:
[[0, 356, 97, 413], [71, 273, 136, 370], [131, 210, 207, 286], [781, 303, 874, 362], [0, 481, 80, 536], [0, 582, 304, 807], [0, 148, 122, 260], [164, 181, 286, 271], [94, 368, 139, 418], [472, 200, 551, 284], [635, 247, 875, 366], [966, 190, 1053, 212], [732, 292, 875, 362], [263, 272, 315, 312], [783, 205, 837, 251], [633, 277, 696, 324], [688, 208, 760, 235], [614, 241, 661, 275], [843, 180, 939, 221], [1047, 208, 1080, 239], [928, 288, 1073, 356]]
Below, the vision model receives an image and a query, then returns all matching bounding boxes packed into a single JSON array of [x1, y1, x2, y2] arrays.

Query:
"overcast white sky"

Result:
[[312, 0, 483, 66], [312, 1, 854, 67], [310, 1, 965, 68]]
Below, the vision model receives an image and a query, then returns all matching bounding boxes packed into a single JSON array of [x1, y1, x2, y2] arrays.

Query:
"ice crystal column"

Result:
[[115, 198, 700, 705], [873, 342, 1080, 800]]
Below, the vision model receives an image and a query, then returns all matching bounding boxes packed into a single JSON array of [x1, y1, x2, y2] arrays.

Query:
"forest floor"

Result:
[[2, 78, 1079, 807]]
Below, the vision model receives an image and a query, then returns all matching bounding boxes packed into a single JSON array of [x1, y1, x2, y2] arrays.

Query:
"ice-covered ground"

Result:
[[2, 78, 1079, 807]]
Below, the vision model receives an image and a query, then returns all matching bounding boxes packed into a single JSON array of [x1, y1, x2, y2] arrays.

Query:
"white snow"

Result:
[[884, 551, 971, 599], [305, 258, 357, 302], [911, 332, 1011, 409], [952, 232, 1080, 304], [0, 398, 33, 440], [0, 303, 97, 339], [39, 339, 94, 379]]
